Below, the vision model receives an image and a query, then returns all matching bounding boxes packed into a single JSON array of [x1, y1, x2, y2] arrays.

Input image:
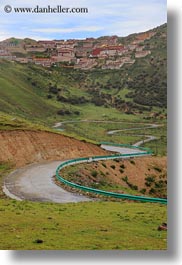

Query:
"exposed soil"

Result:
[[0, 130, 109, 167], [0, 129, 166, 202], [61, 156, 167, 198]]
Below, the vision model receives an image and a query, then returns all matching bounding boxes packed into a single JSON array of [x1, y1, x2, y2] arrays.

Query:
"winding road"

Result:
[[3, 161, 91, 203], [3, 121, 161, 203], [54, 120, 160, 146]]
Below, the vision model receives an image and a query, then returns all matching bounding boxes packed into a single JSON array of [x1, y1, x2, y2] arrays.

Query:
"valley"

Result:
[[0, 23, 167, 250]]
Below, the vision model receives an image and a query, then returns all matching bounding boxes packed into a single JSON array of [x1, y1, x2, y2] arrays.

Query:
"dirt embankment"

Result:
[[0, 130, 108, 167], [61, 156, 167, 198]]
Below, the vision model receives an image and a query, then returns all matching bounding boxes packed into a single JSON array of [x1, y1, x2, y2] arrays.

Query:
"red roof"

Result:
[[92, 48, 102, 56], [92, 46, 124, 56]]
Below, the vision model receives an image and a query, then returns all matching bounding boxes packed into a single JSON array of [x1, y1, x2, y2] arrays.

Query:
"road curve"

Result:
[[3, 121, 160, 203], [133, 135, 157, 147], [54, 120, 160, 147], [3, 161, 91, 203], [3, 146, 146, 203]]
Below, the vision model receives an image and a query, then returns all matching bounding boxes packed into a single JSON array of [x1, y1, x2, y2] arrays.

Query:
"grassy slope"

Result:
[[61, 121, 167, 155], [0, 61, 135, 124], [0, 61, 58, 120], [0, 138, 167, 250], [0, 199, 167, 250], [0, 24, 167, 124], [1, 60, 167, 151], [0, 111, 51, 130], [0, 152, 167, 250], [86, 24, 167, 108]]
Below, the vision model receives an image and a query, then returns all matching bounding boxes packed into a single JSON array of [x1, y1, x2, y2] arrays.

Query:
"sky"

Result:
[[0, 0, 167, 41]]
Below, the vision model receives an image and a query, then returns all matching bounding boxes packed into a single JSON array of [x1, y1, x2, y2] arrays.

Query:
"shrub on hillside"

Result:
[[91, 170, 98, 178]]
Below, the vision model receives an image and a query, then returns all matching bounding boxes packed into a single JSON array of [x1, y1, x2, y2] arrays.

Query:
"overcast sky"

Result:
[[0, 0, 166, 41]]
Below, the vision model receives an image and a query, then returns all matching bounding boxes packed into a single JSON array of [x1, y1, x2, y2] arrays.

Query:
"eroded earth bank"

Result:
[[0, 130, 108, 167]]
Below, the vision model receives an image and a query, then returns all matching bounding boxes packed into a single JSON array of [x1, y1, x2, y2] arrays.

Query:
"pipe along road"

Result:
[[3, 121, 167, 204]]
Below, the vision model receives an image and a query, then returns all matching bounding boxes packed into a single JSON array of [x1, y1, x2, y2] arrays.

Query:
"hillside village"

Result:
[[0, 30, 156, 70]]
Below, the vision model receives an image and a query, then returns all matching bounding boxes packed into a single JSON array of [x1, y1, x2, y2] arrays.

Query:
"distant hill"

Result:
[[0, 24, 167, 123], [1, 37, 37, 45], [124, 23, 167, 108], [83, 24, 167, 109]]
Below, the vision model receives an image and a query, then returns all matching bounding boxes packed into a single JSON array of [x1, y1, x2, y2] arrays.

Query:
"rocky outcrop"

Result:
[[0, 130, 108, 167]]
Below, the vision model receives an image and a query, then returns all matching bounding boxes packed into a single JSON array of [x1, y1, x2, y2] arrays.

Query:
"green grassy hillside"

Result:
[[0, 198, 167, 250], [0, 156, 167, 250], [0, 161, 167, 250], [0, 24, 167, 152], [0, 61, 58, 120], [85, 24, 167, 110], [0, 24, 167, 123]]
